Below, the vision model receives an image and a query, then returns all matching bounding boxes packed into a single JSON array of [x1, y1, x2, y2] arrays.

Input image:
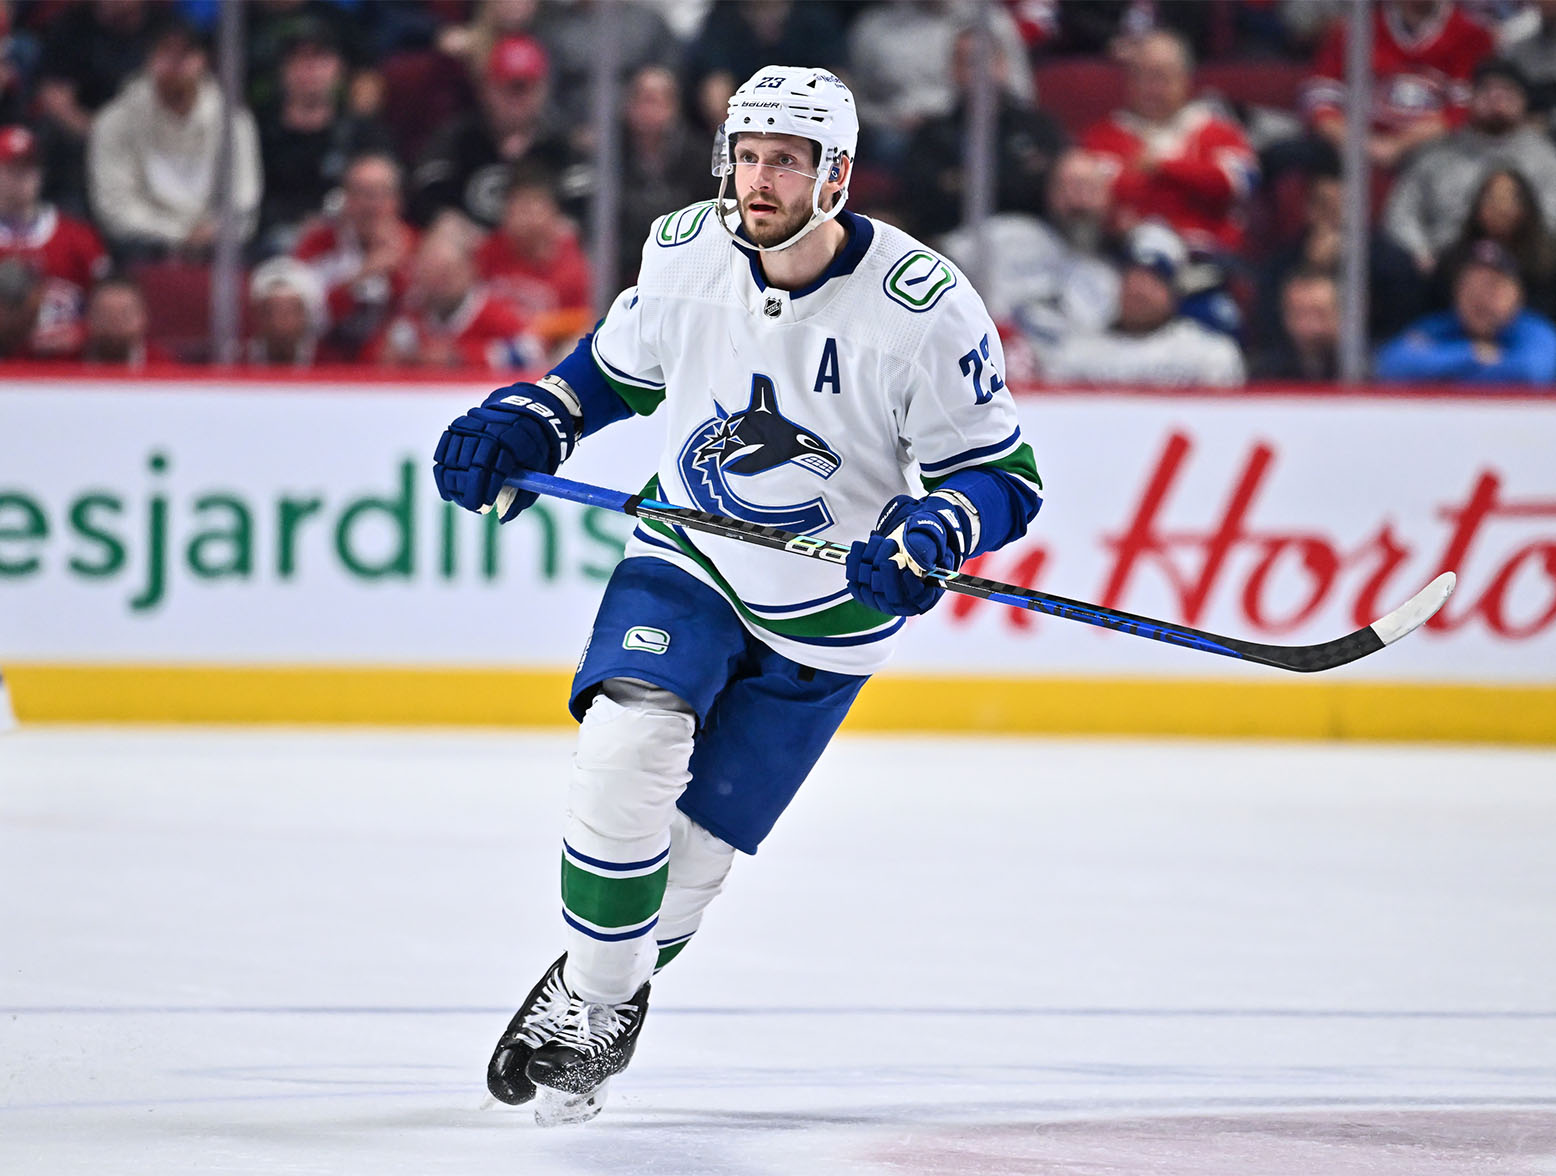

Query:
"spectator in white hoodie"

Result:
[[1041, 222, 1246, 387], [86, 20, 261, 262]]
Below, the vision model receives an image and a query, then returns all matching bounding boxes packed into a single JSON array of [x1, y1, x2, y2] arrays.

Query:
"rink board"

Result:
[[2, 376, 1553, 741]]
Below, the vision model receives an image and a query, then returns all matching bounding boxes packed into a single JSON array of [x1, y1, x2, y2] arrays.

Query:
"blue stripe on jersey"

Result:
[[920, 427, 1022, 474], [562, 910, 658, 942], [563, 840, 670, 873]]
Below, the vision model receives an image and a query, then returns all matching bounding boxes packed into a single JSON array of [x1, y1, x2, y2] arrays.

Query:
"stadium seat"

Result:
[[131, 261, 251, 363], [1032, 59, 1125, 133]]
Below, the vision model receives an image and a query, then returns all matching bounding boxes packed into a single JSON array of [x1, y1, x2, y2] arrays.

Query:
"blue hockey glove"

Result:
[[432, 382, 578, 521], [845, 493, 970, 616]]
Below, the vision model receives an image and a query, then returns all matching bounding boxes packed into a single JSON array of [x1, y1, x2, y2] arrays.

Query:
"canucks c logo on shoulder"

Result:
[[677, 375, 841, 535]]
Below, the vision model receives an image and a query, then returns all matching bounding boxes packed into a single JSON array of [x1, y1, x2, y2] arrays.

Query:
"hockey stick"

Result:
[[500, 471, 1455, 673]]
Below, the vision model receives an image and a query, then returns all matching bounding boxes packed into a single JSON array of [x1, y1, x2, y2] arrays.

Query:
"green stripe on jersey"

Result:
[[921, 442, 1043, 494], [636, 477, 896, 640], [561, 856, 669, 930]]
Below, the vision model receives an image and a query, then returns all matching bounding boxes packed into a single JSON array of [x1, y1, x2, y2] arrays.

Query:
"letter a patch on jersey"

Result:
[[813, 337, 841, 395]]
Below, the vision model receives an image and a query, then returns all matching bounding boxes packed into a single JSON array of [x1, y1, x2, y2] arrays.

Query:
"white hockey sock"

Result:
[[560, 679, 694, 1004], [654, 810, 736, 971]]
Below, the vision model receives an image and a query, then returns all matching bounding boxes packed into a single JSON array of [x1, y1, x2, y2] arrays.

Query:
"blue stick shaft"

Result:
[[511, 471, 636, 514]]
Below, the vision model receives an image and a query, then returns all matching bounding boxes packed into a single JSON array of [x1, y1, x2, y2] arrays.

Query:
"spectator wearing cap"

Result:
[[1077, 28, 1259, 256], [293, 151, 419, 360], [1252, 268, 1341, 382], [247, 256, 327, 367], [1040, 223, 1246, 387], [1375, 239, 1556, 383], [0, 124, 108, 358], [365, 227, 541, 372], [86, 20, 262, 262], [1302, 0, 1495, 172], [254, 17, 394, 258], [81, 276, 172, 368], [409, 34, 577, 230], [475, 166, 591, 354], [1386, 59, 1556, 274]]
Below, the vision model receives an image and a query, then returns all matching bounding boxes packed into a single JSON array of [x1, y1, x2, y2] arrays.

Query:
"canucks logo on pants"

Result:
[[677, 375, 841, 534]]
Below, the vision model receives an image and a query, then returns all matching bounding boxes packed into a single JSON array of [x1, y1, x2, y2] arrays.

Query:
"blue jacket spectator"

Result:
[[1375, 240, 1556, 384]]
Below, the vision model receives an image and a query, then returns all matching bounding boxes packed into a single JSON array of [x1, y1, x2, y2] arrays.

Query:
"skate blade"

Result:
[[533, 1079, 609, 1127]]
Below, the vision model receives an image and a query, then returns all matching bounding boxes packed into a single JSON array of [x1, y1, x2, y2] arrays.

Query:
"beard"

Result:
[[739, 189, 813, 248]]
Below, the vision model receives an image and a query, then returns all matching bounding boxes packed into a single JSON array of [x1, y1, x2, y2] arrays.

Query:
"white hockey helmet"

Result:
[[713, 66, 859, 252]]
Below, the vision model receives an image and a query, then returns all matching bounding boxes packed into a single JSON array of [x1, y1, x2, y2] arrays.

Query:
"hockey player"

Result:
[[433, 66, 1043, 1125]]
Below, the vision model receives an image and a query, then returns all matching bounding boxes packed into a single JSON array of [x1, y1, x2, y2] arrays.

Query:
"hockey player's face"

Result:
[[733, 134, 821, 247]]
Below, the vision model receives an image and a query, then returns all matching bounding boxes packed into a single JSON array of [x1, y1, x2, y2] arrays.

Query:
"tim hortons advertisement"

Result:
[[1, 380, 1552, 684]]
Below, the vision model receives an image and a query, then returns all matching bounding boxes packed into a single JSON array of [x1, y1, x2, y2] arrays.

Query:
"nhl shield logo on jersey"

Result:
[[677, 375, 841, 534]]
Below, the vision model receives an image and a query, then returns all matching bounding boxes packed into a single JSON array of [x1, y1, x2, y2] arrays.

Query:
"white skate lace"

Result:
[[514, 969, 573, 1048], [550, 997, 639, 1057]]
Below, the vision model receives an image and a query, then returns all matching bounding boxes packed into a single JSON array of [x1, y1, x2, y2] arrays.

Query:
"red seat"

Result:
[[130, 261, 253, 362], [1035, 58, 1308, 138], [1196, 61, 1308, 113], [1033, 59, 1126, 135]]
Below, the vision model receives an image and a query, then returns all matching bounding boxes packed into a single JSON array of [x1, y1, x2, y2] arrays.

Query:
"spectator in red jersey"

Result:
[[81, 276, 171, 368], [366, 228, 541, 371], [293, 150, 419, 360], [1078, 28, 1259, 256], [475, 165, 591, 354], [246, 256, 327, 368], [1302, 0, 1495, 172], [0, 125, 108, 359]]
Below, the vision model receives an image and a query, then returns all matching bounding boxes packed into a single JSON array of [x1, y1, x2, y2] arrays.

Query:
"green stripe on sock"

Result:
[[561, 856, 669, 929], [654, 939, 690, 971]]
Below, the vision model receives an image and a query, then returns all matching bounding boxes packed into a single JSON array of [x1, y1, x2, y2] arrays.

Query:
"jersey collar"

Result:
[[732, 210, 875, 302]]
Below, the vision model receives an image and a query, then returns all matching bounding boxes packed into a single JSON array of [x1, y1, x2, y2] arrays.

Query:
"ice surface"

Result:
[[3, 729, 1555, 1174]]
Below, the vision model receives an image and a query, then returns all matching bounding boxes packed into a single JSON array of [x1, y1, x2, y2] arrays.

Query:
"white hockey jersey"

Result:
[[588, 203, 1041, 675]]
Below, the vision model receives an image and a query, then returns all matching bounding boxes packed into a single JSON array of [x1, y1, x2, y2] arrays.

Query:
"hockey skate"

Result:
[[524, 978, 651, 1126], [486, 954, 572, 1106]]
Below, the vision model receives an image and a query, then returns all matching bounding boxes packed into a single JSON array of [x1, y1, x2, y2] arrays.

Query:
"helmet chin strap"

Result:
[[715, 166, 850, 255]]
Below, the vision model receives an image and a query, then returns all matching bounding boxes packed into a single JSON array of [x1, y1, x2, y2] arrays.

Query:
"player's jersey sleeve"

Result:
[[899, 285, 1043, 553], [901, 290, 1041, 490], [588, 282, 667, 416]]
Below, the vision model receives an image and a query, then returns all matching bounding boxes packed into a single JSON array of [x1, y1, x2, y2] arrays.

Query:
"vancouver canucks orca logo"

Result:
[[678, 374, 842, 534]]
